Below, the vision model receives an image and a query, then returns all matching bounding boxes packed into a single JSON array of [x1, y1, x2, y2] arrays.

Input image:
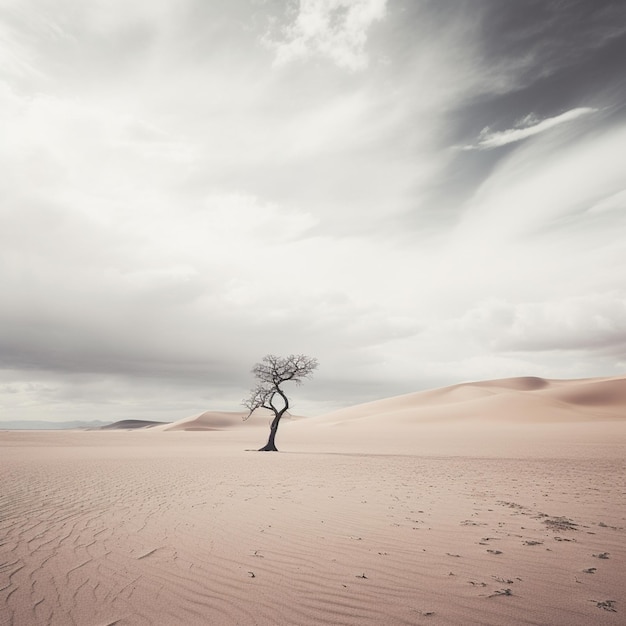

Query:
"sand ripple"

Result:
[[1, 434, 624, 625]]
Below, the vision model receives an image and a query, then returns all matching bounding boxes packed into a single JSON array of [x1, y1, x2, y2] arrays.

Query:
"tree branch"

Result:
[[242, 354, 318, 441]]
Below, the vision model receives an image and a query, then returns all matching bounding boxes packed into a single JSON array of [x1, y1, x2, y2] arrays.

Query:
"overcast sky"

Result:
[[1, 0, 626, 423]]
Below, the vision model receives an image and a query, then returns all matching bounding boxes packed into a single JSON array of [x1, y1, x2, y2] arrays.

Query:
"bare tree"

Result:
[[243, 354, 318, 451]]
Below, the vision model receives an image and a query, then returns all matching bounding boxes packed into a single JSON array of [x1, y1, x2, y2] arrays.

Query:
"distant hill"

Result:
[[0, 420, 111, 430], [101, 420, 171, 430]]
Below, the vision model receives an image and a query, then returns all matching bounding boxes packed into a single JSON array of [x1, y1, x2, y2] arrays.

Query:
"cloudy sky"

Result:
[[1, 0, 626, 423]]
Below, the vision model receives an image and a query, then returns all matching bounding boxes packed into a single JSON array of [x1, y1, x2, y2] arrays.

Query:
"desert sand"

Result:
[[1, 375, 625, 625]]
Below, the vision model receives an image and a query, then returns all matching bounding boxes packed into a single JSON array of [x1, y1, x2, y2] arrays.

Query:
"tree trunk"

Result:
[[258, 412, 282, 451], [258, 387, 289, 451]]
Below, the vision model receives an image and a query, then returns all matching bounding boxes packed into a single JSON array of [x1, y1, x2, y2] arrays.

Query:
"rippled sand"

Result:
[[2, 428, 624, 625]]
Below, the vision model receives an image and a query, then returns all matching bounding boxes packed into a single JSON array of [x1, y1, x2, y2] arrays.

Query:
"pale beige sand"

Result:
[[278, 375, 626, 457], [154, 408, 282, 432], [1, 375, 625, 625]]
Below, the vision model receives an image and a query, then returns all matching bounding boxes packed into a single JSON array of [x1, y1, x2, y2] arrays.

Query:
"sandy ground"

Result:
[[1, 376, 625, 625]]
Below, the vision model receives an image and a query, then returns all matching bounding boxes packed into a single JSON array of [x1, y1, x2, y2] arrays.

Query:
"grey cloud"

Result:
[[444, 0, 626, 153], [475, 0, 626, 88]]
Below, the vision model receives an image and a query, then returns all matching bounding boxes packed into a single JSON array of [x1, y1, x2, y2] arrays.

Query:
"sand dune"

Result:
[[273, 375, 626, 457], [156, 375, 626, 439], [1, 374, 625, 625], [297, 375, 626, 425], [545, 377, 626, 408], [102, 419, 170, 430], [155, 408, 301, 432], [157, 410, 252, 431]]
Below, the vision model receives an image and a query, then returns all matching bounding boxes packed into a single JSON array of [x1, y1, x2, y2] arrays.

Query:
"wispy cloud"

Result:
[[465, 107, 597, 150], [264, 0, 387, 71]]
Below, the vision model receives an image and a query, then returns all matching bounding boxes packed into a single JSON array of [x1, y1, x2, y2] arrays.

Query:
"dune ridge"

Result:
[[274, 374, 626, 457], [298, 375, 626, 426]]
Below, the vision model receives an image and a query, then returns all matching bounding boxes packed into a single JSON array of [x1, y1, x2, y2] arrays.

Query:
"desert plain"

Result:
[[1, 375, 625, 625]]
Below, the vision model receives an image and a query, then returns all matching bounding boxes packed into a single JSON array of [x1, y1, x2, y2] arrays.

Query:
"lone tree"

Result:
[[243, 354, 318, 451]]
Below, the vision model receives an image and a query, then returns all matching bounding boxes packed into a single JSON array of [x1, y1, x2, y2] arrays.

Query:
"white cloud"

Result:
[[265, 0, 387, 71], [465, 107, 597, 150], [459, 293, 626, 353]]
